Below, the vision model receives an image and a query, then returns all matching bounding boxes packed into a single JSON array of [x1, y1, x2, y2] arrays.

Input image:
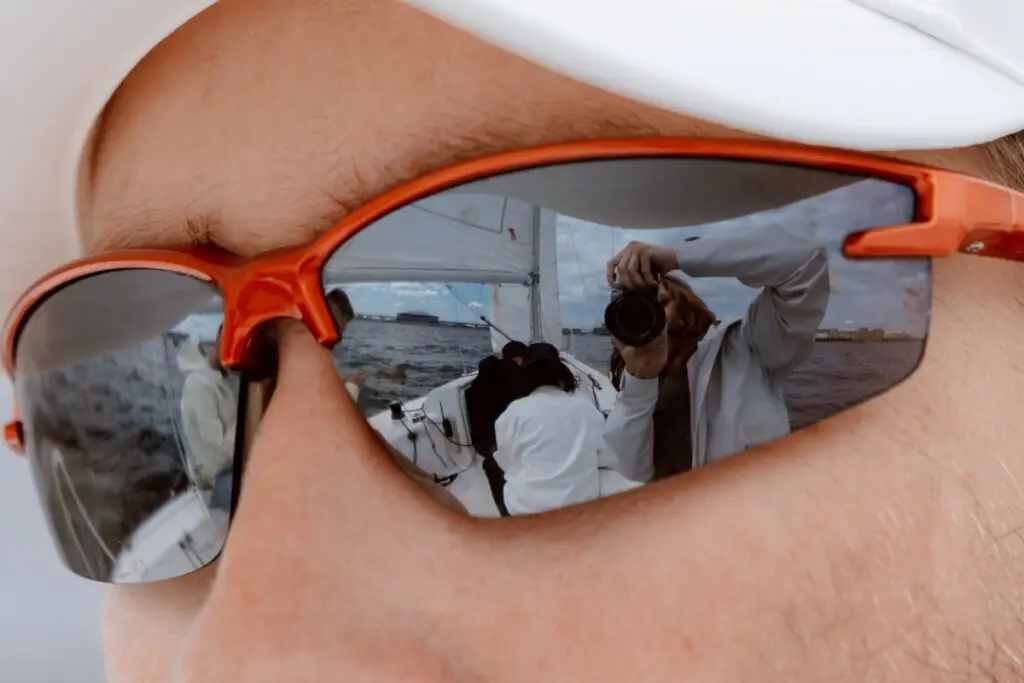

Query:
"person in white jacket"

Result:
[[493, 343, 606, 515], [603, 228, 829, 482], [177, 328, 237, 491]]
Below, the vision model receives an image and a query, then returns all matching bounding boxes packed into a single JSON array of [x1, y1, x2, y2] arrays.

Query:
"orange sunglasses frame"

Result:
[[4, 136, 1024, 453]]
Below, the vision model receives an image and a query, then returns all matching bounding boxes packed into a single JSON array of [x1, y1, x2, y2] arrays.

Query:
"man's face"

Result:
[[92, 1, 1024, 682]]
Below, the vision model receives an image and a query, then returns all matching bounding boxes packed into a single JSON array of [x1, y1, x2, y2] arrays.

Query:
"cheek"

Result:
[[104, 565, 216, 683]]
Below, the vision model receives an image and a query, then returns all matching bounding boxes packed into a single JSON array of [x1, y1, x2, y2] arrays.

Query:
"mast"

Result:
[[528, 205, 543, 344]]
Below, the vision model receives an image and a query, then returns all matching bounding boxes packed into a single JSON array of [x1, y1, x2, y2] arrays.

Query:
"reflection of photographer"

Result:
[[602, 228, 829, 481]]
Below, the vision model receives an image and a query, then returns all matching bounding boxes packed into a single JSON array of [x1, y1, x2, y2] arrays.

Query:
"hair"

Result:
[[609, 276, 717, 390], [477, 355, 504, 375], [610, 347, 626, 392], [518, 358, 578, 397], [501, 340, 527, 361], [974, 132, 1024, 191], [663, 277, 716, 343], [326, 288, 355, 323]]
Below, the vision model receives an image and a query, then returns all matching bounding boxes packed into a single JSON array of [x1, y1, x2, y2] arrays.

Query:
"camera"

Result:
[[604, 281, 665, 348]]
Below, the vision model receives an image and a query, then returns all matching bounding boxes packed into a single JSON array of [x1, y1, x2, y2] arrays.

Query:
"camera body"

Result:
[[604, 282, 666, 348]]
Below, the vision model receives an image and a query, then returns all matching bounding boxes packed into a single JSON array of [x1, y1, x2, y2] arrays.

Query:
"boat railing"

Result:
[[51, 447, 118, 578]]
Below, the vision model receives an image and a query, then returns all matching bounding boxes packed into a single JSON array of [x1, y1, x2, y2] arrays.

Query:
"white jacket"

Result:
[[177, 337, 236, 488], [494, 386, 606, 515], [603, 227, 829, 481]]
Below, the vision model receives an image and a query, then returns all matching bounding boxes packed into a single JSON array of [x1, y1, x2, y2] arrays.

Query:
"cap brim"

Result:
[[5, 0, 1024, 329], [0, 0, 218, 327], [407, 0, 1024, 151]]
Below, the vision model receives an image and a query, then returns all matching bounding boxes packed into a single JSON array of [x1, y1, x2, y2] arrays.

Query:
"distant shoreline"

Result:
[[350, 315, 924, 341], [188, 309, 923, 341]]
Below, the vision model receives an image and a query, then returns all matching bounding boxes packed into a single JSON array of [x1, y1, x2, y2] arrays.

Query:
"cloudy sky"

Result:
[[341, 179, 930, 336]]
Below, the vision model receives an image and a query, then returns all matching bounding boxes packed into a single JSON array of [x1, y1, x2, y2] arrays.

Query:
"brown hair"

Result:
[[609, 276, 717, 389], [663, 274, 716, 329], [975, 131, 1024, 191], [326, 288, 355, 323]]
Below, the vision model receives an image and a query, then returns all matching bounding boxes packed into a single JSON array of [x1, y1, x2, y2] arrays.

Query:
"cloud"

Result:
[[389, 283, 444, 298]]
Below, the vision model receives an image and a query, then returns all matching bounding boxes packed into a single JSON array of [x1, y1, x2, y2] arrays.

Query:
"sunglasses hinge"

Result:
[[4, 419, 24, 455]]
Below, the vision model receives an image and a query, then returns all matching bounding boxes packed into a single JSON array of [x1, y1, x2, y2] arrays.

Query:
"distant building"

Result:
[[814, 328, 919, 341], [396, 311, 440, 324]]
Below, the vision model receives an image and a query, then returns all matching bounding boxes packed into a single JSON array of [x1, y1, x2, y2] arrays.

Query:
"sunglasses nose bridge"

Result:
[[219, 265, 337, 367]]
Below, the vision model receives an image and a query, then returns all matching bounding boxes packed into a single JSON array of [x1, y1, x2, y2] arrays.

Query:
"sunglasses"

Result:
[[4, 138, 1022, 584]]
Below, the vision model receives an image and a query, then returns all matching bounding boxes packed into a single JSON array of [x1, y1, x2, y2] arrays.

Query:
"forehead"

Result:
[[84, 0, 988, 258]]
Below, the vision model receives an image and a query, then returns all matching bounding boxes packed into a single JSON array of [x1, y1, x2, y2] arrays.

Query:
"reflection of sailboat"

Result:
[[107, 159, 862, 579], [325, 192, 623, 516], [51, 446, 117, 579], [110, 488, 228, 583], [53, 441, 227, 583], [109, 336, 232, 582]]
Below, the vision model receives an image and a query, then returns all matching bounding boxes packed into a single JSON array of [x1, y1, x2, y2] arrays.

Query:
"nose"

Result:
[[174, 322, 477, 681]]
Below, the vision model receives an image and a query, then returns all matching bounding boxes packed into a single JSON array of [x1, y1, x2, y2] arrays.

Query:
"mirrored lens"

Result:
[[321, 158, 928, 518], [14, 269, 237, 583]]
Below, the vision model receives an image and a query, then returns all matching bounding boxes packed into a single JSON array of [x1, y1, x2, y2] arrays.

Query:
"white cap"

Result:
[[3, 0, 1024, 317]]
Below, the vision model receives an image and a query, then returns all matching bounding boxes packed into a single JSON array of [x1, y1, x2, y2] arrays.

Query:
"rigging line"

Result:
[[420, 413, 474, 449], [444, 284, 515, 343], [418, 418, 449, 470], [560, 353, 602, 391], [559, 354, 603, 411], [406, 203, 505, 235], [398, 416, 422, 467], [565, 218, 612, 332], [566, 220, 588, 292], [52, 448, 119, 569]]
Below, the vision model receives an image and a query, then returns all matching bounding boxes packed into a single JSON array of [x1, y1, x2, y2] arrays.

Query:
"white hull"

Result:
[[110, 354, 624, 580], [367, 352, 627, 516], [111, 487, 228, 583]]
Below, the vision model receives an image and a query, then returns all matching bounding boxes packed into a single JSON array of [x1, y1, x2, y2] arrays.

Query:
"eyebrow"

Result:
[[975, 130, 1024, 192], [83, 106, 677, 255]]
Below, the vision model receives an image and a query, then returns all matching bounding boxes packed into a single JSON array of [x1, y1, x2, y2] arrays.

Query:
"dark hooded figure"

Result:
[[464, 354, 518, 516]]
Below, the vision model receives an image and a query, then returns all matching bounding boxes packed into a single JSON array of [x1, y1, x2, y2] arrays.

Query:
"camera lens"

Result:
[[604, 285, 666, 347]]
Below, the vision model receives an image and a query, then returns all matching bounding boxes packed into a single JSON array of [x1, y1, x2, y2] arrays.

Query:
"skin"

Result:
[[80, 1, 1024, 681]]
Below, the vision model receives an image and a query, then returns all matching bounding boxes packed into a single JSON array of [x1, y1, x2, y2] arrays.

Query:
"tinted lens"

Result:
[[321, 158, 928, 518], [14, 269, 237, 583]]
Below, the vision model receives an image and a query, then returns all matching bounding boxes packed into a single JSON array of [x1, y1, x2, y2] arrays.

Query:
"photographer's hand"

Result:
[[613, 327, 669, 380], [606, 241, 679, 288]]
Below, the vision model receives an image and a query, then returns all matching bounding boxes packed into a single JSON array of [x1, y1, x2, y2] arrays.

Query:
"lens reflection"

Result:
[[14, 269, 237, 582], [322, 159, 929, 518]]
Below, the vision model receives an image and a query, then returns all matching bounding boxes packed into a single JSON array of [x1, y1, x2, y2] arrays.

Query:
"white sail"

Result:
[[489, 207, 564, 352], [322, 193, 538, 285], [320, 158, 862, 351], [324, 192, 564, 351]]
